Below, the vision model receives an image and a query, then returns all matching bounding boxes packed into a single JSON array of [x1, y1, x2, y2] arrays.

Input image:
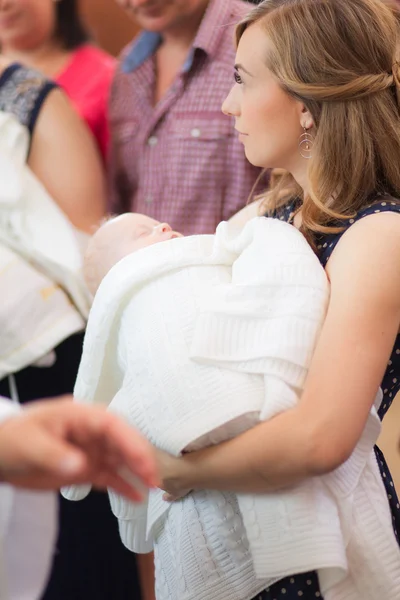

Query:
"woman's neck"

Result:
[[289, 163, 309, 200], [2, 39, 73, 78]]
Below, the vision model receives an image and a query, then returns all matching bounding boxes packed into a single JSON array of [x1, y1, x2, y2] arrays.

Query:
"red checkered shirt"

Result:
[[108, 0, 263, 235]]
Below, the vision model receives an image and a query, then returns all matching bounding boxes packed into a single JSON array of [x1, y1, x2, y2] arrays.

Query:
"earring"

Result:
[[299, 126, 313, 159]]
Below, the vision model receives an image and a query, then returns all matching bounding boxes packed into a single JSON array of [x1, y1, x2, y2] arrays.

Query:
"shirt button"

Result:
[[145, 196, 153, 204], [148, 136, 158, 146], [191, 128, 201, 138]]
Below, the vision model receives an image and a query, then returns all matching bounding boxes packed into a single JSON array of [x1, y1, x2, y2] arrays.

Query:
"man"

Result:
[[110, 0, 263, 235], [0, 395, 157, 600]]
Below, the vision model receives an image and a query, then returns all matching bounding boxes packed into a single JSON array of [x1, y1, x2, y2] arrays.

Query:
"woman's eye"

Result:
[[234, 71, 242, 85]]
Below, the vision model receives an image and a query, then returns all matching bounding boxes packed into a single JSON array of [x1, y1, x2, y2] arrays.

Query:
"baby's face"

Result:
[[84, 213, 183, 295], [110, 213, 183, 253]]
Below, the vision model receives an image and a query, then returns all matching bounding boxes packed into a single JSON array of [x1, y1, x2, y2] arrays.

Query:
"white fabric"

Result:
[[0, 244, 85, 379], [0, 112, 90, 376], [63, 218, 400, 600], [0, 397, 57, 600]]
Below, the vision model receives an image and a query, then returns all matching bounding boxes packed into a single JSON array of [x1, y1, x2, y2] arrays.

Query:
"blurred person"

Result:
[[0, 59, 143, 600], [0, 394, 157, 600], [0, 0, 116, 161], [109, 0, 264, 235], [0, 54, 106, 234]]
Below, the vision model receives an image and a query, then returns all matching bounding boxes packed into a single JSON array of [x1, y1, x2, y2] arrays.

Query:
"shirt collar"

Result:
[[122, 31, 161, 74], [121, 0, 233, 75]]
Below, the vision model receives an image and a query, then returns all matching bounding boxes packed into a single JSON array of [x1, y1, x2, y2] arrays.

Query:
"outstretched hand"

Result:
[[0, 396, 159, 502]]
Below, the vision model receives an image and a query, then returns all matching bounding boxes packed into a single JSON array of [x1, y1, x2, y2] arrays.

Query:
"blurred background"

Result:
[[80, 0, 140, 56]]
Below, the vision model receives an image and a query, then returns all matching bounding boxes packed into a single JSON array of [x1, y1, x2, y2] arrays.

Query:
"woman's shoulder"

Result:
[[354, 195, 400, 219], [0, 63, 57, 136], [316, 194, 400, 264], [325, 197, 400, 273]]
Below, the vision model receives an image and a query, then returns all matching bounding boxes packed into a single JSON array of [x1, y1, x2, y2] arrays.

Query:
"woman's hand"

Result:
[[155, 449, 192, 502]]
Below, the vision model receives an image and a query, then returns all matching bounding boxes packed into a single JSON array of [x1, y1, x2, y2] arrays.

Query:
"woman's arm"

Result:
[[159, 212, 400, 496], [28, 89, 106, 233]]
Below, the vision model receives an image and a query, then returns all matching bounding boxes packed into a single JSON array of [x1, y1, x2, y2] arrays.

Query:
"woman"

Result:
[[157, 0, 400, 598], [0, 0, 116, 161], [0, 59, 143, 600]]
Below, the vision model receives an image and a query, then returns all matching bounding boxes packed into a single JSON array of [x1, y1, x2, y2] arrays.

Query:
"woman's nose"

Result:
[[221, 85, 240, 118]]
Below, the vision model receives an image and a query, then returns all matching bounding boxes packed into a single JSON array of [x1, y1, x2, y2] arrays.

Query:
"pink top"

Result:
[[56, 44, 116, 162]]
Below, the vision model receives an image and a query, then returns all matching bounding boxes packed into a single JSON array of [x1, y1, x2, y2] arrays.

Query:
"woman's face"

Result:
[[0, 0, 56, 51], [222, 22, 309, 175]]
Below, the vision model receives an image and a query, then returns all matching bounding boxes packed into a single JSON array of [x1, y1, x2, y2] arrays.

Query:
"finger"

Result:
[[22, 426, 87, 479], [92, 470, 146, 503], [117, 465, 150, 497], [59, 405, 158, 486], [67, 411, 158, 489], [33, 402, 159, 488], [96, 414, 159, 488]]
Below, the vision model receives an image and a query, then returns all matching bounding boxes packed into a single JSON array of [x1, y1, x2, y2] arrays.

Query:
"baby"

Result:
[[64, 215, 391, 600], [84, 213, 183, 296]]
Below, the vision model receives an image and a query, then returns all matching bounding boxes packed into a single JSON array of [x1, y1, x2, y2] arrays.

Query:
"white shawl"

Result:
[[0, 113, 90, 377], [63, 218, 400, 600]]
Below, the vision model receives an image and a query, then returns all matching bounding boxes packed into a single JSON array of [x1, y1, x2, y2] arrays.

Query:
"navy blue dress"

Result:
[[252, 197, 400, 600]]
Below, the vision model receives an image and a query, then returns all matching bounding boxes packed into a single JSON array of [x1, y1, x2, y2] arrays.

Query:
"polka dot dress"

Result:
[[254, 196, 400, 600]]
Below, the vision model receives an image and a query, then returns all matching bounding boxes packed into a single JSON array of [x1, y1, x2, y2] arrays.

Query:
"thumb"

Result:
[[26, 427, 87, 477]]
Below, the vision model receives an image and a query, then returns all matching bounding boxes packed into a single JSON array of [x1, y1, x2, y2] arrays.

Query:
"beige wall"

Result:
[[79, 0, 140, 56]]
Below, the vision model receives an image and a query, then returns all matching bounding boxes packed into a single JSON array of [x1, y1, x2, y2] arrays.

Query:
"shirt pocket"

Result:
[[169, 112, 233, 184]]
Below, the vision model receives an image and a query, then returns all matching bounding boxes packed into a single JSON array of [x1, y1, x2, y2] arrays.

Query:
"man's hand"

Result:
[[0, 396, 158, 502]]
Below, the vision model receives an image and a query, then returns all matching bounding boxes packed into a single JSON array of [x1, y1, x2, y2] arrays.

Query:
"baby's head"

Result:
[[84, 213, 183, 295]]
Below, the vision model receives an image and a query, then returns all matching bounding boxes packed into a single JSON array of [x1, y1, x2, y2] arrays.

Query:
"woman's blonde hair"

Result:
[[238, 0, 400, 238]]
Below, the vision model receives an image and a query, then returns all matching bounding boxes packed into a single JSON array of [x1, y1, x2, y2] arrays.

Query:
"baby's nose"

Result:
[[157, 222, 172, 233]]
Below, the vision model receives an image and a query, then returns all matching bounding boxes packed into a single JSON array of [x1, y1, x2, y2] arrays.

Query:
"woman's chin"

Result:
[[244, 149, 271, 170], [245, 148, 285, 172]]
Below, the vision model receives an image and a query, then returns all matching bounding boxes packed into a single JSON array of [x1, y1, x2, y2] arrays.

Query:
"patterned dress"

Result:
[[0, 62, 57, 134], [253, 196, 400, 600]]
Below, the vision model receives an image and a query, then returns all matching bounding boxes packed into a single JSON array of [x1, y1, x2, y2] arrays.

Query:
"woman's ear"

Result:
[[300, 105, 314, 130]]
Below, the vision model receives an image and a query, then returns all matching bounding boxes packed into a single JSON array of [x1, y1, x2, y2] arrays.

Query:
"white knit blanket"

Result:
[[63, 218, 400, 600]]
